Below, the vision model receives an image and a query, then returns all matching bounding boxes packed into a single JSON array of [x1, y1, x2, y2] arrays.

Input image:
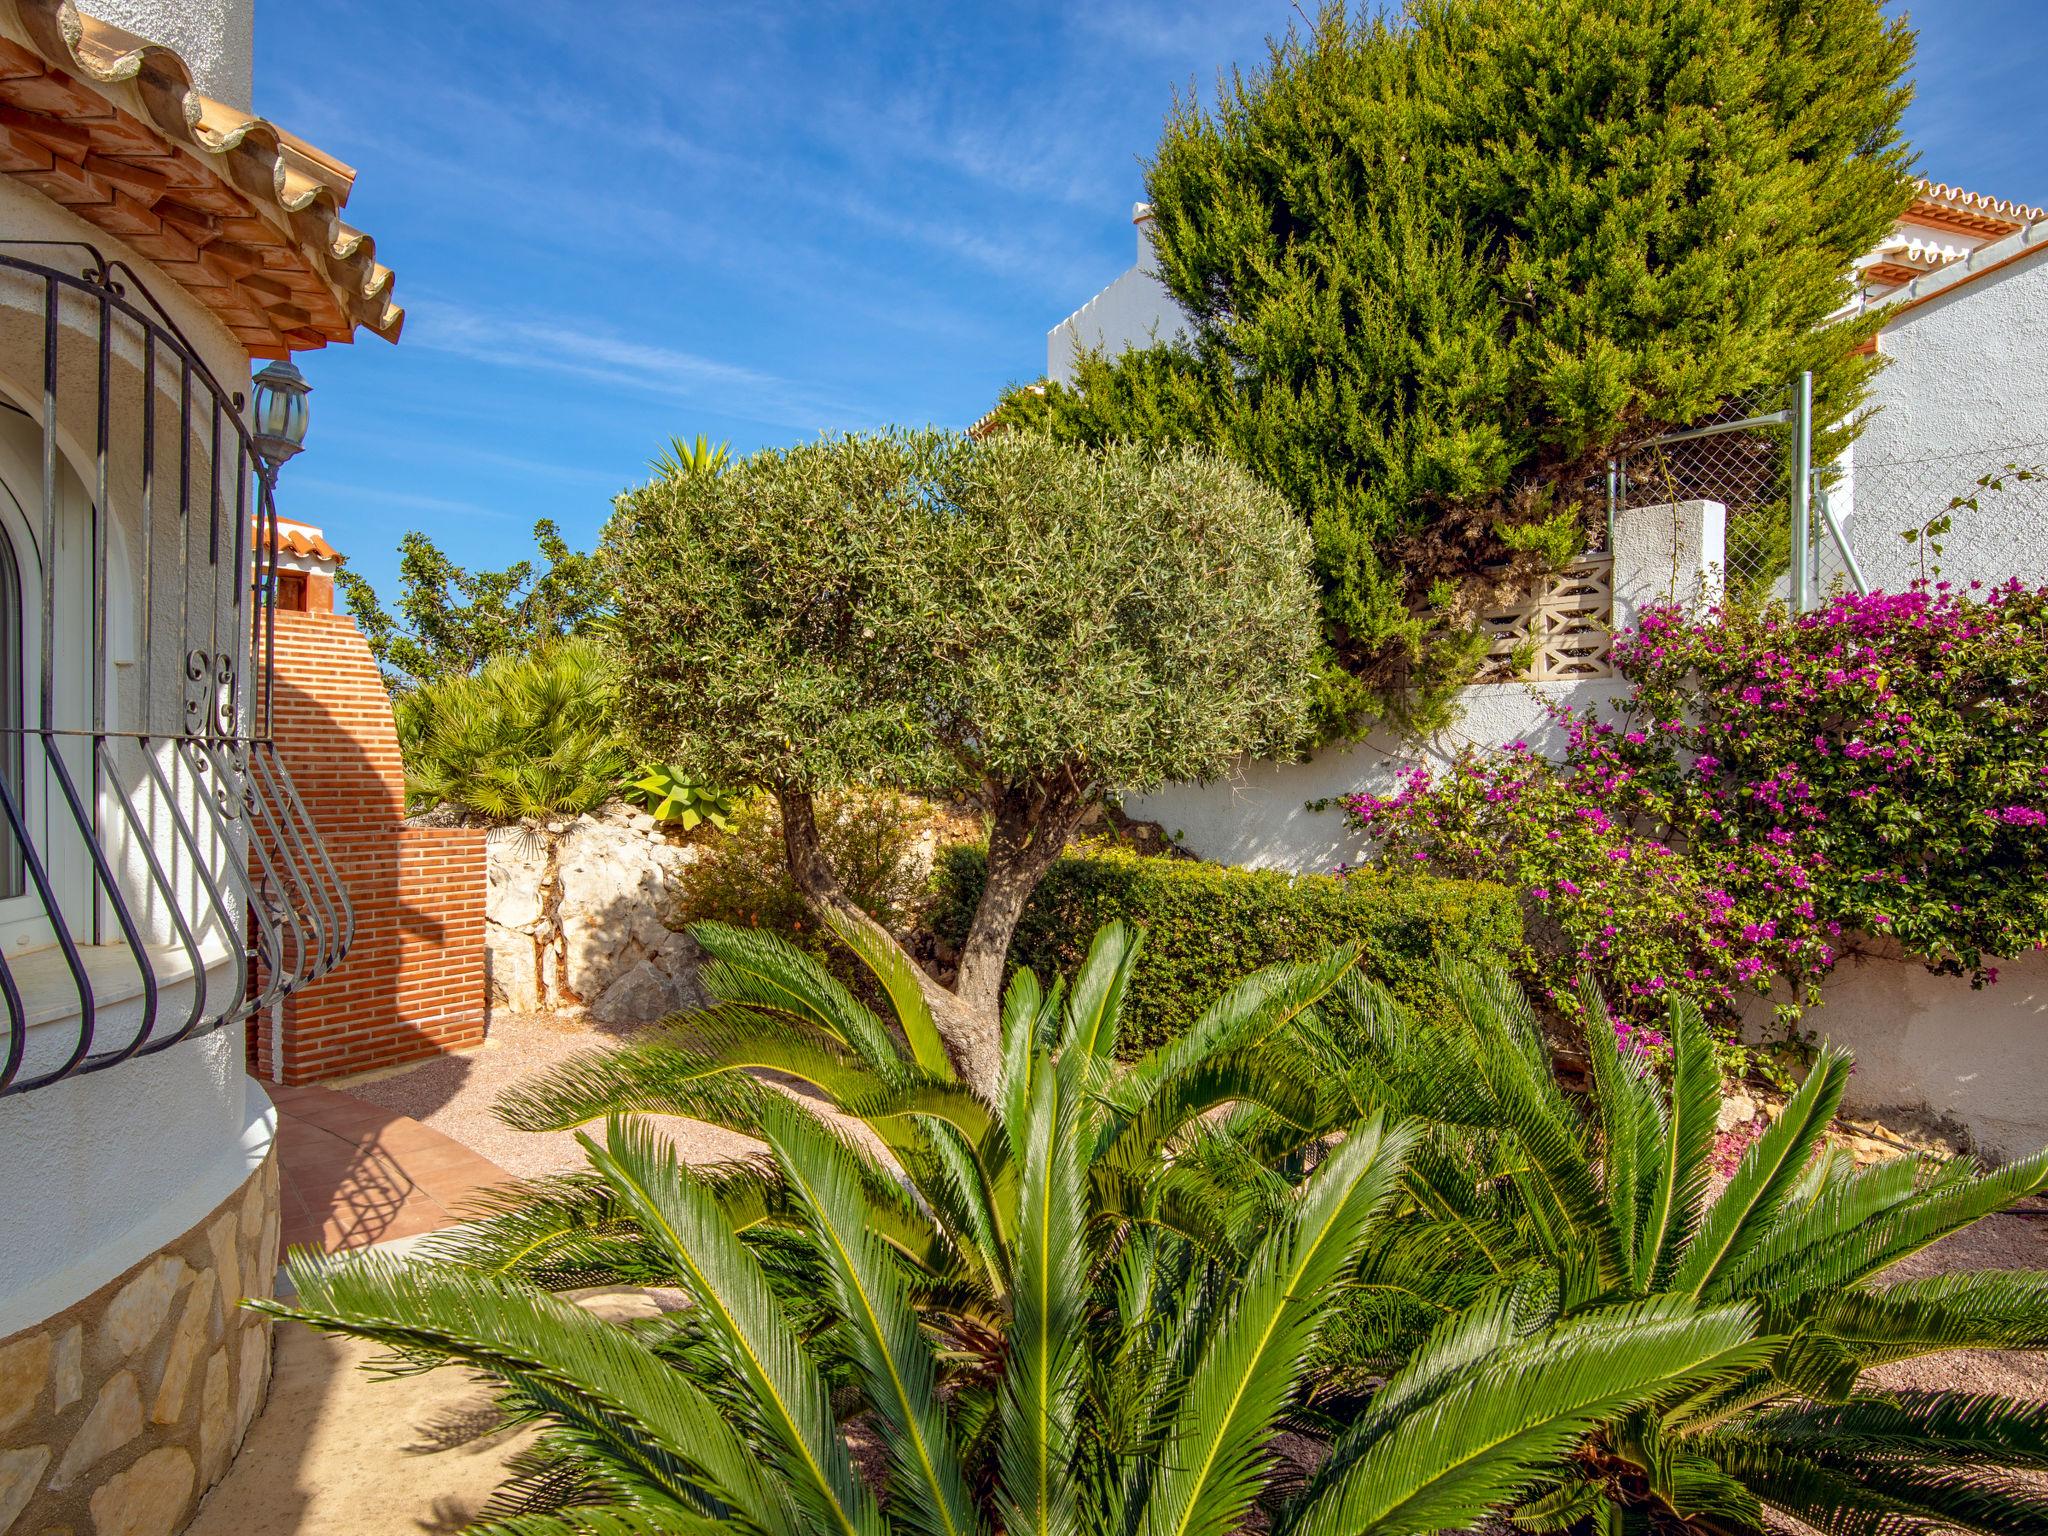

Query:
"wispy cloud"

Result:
[[289, 478, 516, 522], [406, 302, 876, 433]]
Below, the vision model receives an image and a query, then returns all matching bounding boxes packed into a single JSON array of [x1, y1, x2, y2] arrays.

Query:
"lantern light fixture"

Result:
[[249, 359, 311, 470]]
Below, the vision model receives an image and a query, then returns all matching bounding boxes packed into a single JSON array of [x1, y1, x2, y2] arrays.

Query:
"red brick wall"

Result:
[[251, 605, 488, 1083]]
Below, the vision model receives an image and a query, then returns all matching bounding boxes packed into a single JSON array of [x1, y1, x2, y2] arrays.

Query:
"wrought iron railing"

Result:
[[0, 247, 350, 1095]]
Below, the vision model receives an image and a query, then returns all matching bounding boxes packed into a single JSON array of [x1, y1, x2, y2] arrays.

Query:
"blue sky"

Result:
[[252, 1, 2048, 606]]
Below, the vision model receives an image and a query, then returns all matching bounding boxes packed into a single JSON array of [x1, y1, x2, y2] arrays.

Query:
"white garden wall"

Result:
[[1126, 498, 1723, 871], [1799, 941, 2048, 1164]]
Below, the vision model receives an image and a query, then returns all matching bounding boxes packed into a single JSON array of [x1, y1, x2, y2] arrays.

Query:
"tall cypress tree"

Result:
[[997, 0, 1913, 739]]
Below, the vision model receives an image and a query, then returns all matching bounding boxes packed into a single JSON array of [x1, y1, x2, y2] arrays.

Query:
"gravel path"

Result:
[[1865, 1194, 2048, 1401]]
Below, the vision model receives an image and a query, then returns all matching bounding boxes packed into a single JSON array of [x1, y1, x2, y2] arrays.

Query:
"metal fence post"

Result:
[[1790, 371, 1813, 611]]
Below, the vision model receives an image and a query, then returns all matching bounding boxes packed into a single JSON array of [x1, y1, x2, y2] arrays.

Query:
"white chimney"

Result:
[[1133, 201, 1158, 274], [75, 0, 256, 111]]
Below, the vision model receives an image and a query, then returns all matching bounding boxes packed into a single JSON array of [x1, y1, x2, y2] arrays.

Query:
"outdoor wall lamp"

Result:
[[250, 358, 312, 472]]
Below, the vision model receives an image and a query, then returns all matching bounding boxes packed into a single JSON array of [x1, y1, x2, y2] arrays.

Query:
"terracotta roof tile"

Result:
[[0, 0, 401, 356], [1912, 179, 2047, 227], [255, 518, 340, 562]]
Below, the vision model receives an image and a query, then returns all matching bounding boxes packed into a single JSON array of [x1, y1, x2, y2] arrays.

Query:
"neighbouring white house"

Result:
[[1827, 182, 2048, 592], [0, 2, 399, 1529], [1045, 202, 1185, 385]]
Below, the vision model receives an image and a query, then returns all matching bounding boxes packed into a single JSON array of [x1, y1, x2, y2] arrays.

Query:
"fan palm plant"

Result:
[[263, 924, 1778, 1535], [1304, 967, 2048, 1534], [395, 637, 632, 820]]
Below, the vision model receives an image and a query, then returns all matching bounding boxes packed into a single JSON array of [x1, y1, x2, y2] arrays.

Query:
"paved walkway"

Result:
[[266, 1080, 515, 1254], [185, 1081, 533, 1535]]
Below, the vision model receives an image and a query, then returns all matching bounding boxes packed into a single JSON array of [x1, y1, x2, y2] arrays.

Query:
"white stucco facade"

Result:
[[1788, 941, 2048, 1165], [75, 0, 254, 108], [0, 124, 263, 1331], [1827, 221, 2048, 593], [1046, 204, 1187, 386]]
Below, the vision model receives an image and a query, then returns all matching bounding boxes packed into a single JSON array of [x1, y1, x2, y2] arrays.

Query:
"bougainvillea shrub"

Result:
[[1343, 582, 2048, 1056]]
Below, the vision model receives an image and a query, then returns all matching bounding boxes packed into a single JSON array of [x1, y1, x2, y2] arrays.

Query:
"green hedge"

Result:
[[931, 846, 1521, 1051]]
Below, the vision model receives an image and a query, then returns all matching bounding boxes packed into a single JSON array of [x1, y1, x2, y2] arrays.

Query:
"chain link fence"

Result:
[[1818, 443, 2048, 596], [1610, 384, 1795, 601], [1607, 378, 2048, 604]]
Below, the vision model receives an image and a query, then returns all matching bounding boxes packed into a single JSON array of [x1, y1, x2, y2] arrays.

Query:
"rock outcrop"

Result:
[[485, 805, 708, 1025]]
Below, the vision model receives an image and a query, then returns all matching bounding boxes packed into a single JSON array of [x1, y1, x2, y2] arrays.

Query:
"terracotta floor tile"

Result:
[[357, 1122, 459, 1156], [325, 1203, 449, 1251], [387, 1143, 497, 1180], [261, 1074, 516, 1257], [297, 1099, 409, 1135]]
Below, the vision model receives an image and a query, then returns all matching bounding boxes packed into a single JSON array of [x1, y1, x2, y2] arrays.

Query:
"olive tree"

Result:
[[601, 430, 1316, 1090]]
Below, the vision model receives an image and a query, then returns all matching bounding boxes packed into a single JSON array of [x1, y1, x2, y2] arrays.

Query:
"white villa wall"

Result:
[[1830, 225, 2048, 593], [76, 0, 255, 108], [0, 163, 263, 1329], [1126, 677, 1634, 871], [1046, 205, 1187, 386]]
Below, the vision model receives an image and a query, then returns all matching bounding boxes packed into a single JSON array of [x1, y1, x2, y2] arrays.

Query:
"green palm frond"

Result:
[[996, 1048, 1090, 1536], [681, 1007, 896, 1105], [397, 638, 631, 820], [1128, 946, 1358, 1094], [1450, 966, 1618, 1283], [1822, 1268, 2048, 1360], [1061, 920, 1142, 1061], [1628, 995, 1719, 1292], [1710, 1441, 2048, 1536], [764, 1099, 982, 1536], [462, 1501, 730, 1536], [1582, 981, 1664, 1284], [1281, 1298, 1770, 1536], [1734, 1146, 2048, 1301], [1738, 1391, 2048, 1468], [1671, 1045, 1851, 1299], [1136, 1115, 1418, 1536], [412, 1172, 652, 1286], [494, 1029, 769, 1135], [998, 965, 1058, 1153], [1715, 1144, 1926, 1300], [580, 1116, 884, 1536], [822, 908, 956, 1081], [691, 921, 906, 1078], [257, 1253, 801, 1535]]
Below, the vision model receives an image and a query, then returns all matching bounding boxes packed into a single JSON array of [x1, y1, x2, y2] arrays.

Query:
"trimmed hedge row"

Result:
[[930, 845, 1522, 1050]]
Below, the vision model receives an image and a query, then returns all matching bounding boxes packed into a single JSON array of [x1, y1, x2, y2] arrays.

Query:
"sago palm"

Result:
[[1311, 966, 2048, 1535], [263, 924, 1775, 1535]]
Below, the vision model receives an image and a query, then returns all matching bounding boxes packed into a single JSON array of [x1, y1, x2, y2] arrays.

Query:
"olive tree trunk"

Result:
[[777, 777, 1091, 1097]]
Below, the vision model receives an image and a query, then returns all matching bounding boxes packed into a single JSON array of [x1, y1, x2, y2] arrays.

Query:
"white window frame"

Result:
[[0, 405, 94, 957]]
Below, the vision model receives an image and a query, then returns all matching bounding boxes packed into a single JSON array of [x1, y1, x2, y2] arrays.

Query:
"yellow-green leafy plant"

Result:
[[623, 767, 745, 832]]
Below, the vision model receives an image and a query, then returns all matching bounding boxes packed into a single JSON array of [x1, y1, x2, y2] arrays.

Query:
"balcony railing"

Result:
[[0, 246, 350, 1095]]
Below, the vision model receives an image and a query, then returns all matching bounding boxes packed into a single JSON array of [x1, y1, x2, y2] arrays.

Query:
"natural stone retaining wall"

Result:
[[0, 1149, 279, 1536], [485, 804, 709, 1026]]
